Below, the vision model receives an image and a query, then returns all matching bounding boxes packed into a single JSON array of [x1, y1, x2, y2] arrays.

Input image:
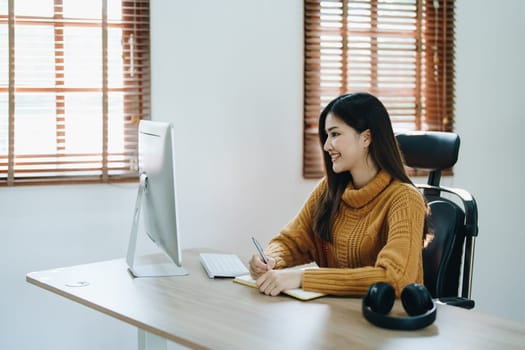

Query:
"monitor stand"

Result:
[[126, 173, 188, 278]]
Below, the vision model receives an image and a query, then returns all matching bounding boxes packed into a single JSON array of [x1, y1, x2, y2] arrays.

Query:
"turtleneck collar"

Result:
[[341, 170, 392, 208]]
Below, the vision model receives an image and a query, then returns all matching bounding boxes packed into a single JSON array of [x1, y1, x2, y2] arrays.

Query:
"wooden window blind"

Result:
[[0, 0, 150, 186], [304, 0, 455, 178]]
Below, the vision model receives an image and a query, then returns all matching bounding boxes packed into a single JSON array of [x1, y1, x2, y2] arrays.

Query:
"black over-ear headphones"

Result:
[[362, 282, 437, 330]]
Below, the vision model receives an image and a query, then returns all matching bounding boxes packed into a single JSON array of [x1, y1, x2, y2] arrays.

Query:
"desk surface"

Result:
[[27, 249, 525, 350]]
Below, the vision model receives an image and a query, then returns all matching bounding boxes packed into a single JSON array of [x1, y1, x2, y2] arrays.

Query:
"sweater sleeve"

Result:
[[264, 179, 327, 269], [302, 185, 426, 297]]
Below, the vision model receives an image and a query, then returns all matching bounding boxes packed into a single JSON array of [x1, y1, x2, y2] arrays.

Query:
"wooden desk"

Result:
[[27, 249, 525, 350]]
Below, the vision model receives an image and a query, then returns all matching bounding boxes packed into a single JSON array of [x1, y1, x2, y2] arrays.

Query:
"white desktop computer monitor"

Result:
[[126, 120, 188, 277]]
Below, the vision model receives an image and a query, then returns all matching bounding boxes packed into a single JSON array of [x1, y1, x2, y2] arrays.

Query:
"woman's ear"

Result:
[[361, 129, 372, 147]]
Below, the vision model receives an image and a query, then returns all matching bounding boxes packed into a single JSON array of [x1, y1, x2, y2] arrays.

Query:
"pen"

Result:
[[251, 237, 268, 264]]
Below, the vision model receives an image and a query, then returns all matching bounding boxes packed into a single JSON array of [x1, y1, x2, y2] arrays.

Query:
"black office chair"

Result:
[[396, 131, 479, 309]]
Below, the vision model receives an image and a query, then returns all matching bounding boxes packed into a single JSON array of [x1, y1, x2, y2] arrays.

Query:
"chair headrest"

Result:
[[396, 131, 460, 171]]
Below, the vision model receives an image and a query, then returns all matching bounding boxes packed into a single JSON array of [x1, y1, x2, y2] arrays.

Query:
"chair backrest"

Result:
[[424, 199, 465, 298], [396, 131, 479, 309]]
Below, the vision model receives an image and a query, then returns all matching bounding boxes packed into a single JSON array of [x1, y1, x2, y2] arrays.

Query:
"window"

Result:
[[0, 0, 150, 186], [304, 0, 455, 178]]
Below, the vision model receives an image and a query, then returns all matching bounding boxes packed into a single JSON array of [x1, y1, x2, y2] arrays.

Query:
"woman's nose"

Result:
[[323, 139, 330, 152]]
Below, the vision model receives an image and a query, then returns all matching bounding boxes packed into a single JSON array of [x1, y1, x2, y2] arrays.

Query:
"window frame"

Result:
[[303, 0, 456, 178], [0, 0, 150, 186]]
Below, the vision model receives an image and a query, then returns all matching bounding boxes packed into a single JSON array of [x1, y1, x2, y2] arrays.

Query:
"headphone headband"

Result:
[[362, 294, 437, 330], [362, 282, 437, 330]]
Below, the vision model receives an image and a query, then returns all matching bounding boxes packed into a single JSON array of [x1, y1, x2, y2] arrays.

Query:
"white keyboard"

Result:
[[199, 253, 249, 278]]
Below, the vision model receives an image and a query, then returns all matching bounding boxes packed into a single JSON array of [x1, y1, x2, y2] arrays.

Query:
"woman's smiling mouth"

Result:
[[329, 152, 341, 162]]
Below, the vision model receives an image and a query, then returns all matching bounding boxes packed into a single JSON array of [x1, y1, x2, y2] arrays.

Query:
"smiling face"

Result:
[[323, 112, 371, 174]]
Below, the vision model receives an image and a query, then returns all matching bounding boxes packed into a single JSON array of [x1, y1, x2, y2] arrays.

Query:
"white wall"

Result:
[[1, 1, 524, 349], [454, 0, 525, 319], [0, 184, 139, 350], [148, 0, 312, 257]]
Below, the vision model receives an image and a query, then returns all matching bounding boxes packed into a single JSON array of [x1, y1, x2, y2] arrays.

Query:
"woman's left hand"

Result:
[[255, 269, 304, 296]]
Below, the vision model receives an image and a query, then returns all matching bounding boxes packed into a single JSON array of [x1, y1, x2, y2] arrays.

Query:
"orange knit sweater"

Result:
[[265, 170, 426, 297]]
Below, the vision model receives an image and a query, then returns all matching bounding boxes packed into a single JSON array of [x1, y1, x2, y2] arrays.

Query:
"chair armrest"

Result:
[[438, 297, 475, 309]]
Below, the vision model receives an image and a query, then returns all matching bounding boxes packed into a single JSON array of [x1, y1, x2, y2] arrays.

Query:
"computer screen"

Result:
[[126, 120, 188, 277]]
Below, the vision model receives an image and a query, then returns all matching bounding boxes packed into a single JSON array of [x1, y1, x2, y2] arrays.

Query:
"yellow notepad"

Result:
[[233, 264, 326, 301]]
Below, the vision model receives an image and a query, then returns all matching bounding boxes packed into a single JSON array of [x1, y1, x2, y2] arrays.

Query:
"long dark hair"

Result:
[[312, 92, 415, 242]]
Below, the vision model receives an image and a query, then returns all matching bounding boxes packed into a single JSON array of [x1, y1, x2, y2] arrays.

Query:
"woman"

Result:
[[249, 92, 428, 297]]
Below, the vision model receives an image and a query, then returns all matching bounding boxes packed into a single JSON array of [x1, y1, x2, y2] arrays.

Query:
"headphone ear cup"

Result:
[[366, 282, 395, 314], [401, 283, 433, 316]]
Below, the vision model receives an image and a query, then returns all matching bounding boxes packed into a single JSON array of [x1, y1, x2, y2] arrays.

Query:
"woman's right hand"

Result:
[[249, 253, 275, 279]]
